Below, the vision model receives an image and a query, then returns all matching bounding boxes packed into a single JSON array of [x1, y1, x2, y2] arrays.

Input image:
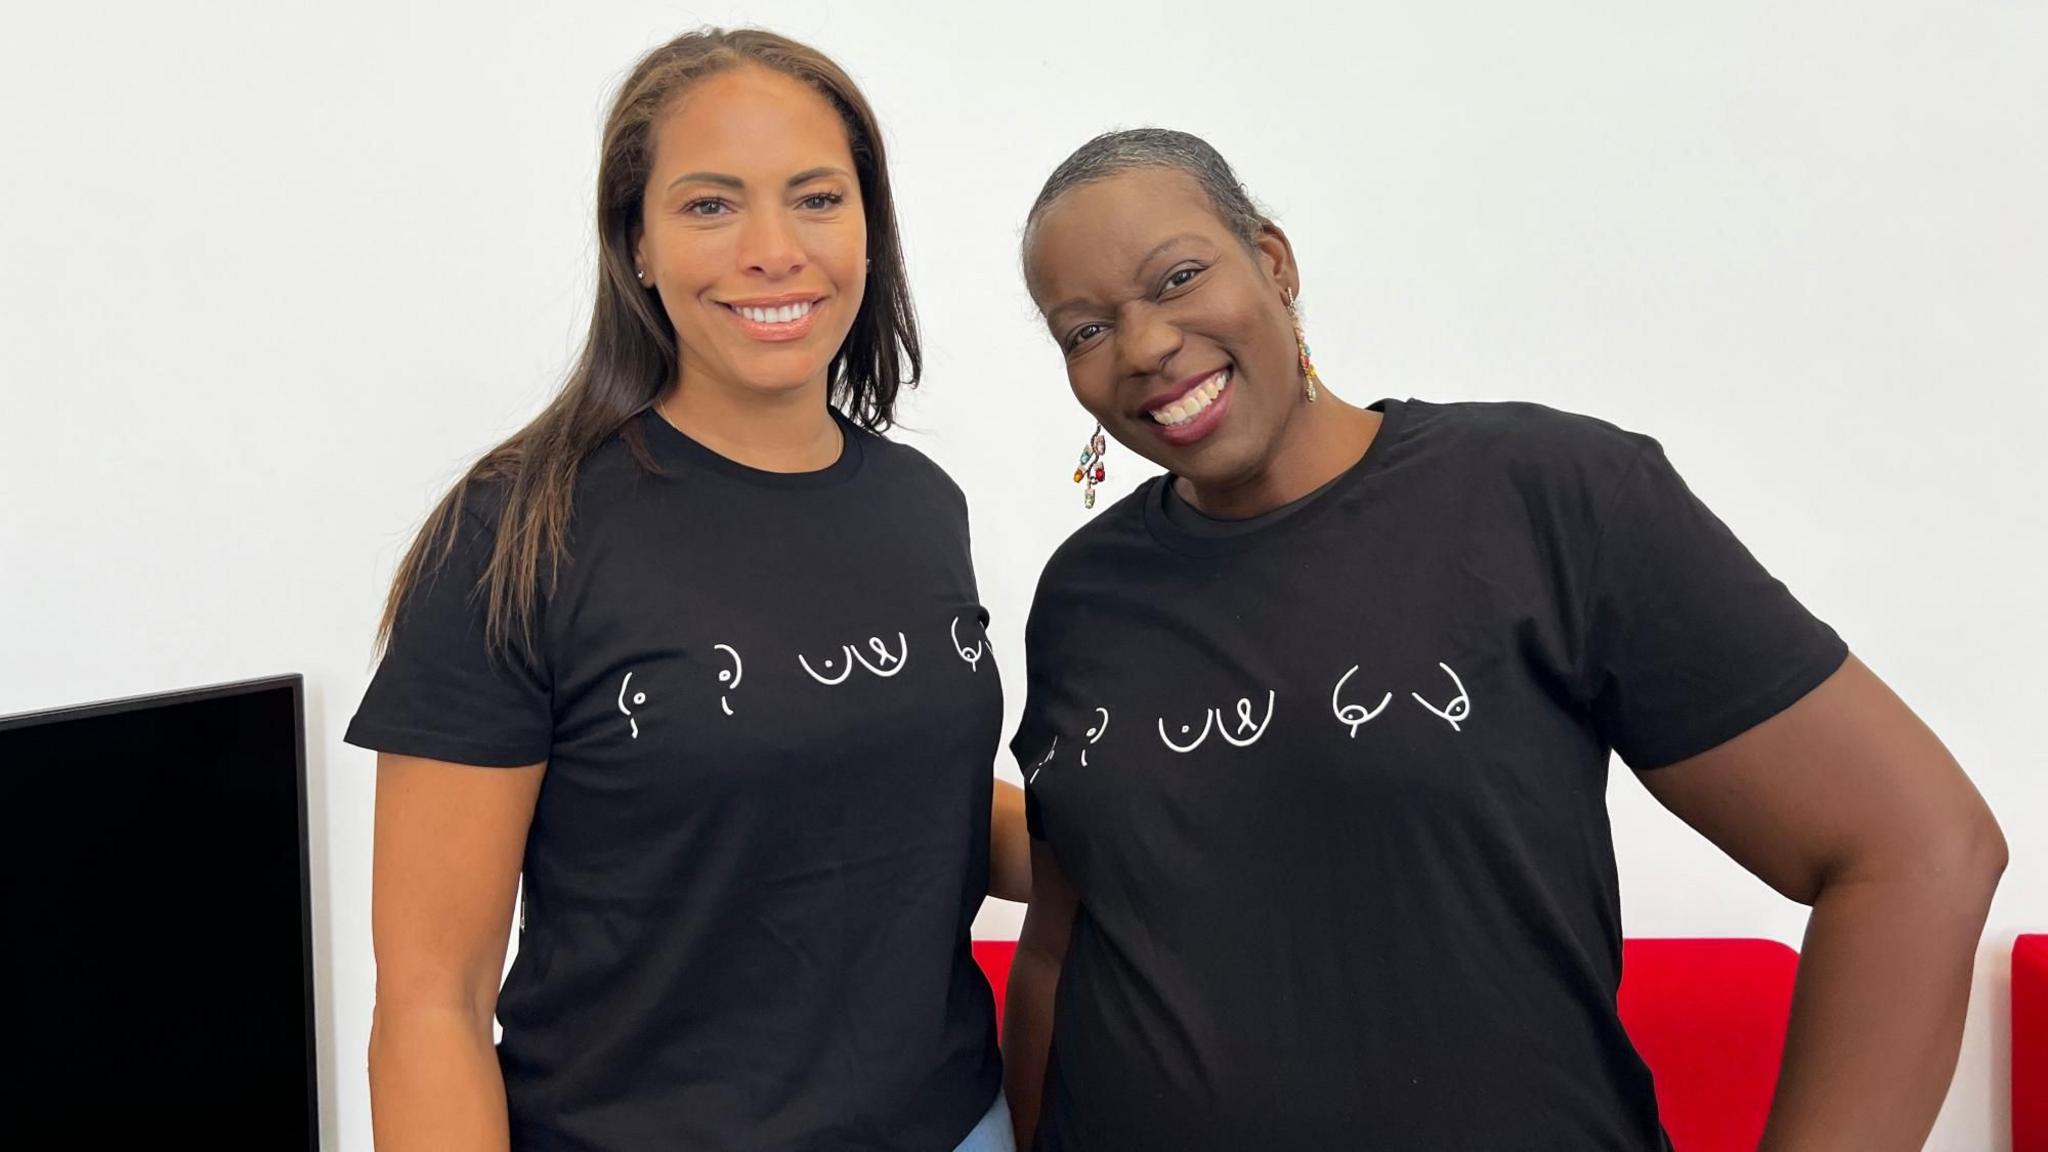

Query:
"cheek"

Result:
[[1066, 362, 1117, 422], [653, 226, 729, 288], [1231, 315, 1294, 391], [807, 216, 868, 284]]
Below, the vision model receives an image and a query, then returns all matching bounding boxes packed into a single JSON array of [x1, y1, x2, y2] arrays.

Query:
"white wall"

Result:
[[3, 2, 2041, 1148]]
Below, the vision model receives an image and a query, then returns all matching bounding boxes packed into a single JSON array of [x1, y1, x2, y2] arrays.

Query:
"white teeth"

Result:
[[738, 301, 814, 324], [1148, 369, 1232, 427]]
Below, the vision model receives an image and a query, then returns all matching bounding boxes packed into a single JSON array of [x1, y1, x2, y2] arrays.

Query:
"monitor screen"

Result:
[[0, 675, 317, 1147]]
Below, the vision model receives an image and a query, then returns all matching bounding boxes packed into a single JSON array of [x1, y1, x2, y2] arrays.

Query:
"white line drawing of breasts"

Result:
[[1082, 707, 1109, 766], [1411, 662, 1472, 731], [1331, 665, 1394, 738], [1029, 736, 1057, 784], [950, 617, 985, 671], [799, 646, 857, 686], [713, 644, 743, 716], [1215, 690, 1276, 748], [851, 633, 910, 677], [1157, 709, 1216, 754], [617, 672, 647, 738]]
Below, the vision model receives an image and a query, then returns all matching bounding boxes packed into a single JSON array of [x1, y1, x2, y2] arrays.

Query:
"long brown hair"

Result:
[[377, 28, 920, 657]]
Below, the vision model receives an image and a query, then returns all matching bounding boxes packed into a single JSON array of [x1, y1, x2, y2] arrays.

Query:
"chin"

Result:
[[743, 373, 823, 395], [1171, 438, 1270, 490], [730, 356, 836, 398]]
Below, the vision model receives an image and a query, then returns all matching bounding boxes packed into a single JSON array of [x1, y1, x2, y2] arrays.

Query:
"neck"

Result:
[[1178, 392, 1383, 520], [658, 371, 843, 473]]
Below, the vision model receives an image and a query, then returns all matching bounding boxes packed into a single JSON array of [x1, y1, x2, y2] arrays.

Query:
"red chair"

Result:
[[1617, 938, 1797, 1151], [2017, 934, 2048, 1152], [974, 940, 1017, 1028], [971, 937, 1797, 1151]]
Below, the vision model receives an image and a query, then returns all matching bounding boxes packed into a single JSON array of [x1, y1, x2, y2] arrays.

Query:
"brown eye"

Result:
[[1065, 323, 1107, 351], [1164, 266, 1203, 290]]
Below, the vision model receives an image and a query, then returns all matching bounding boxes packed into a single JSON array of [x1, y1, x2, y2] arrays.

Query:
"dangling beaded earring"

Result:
[[1073, 423, 1107, 509], [1284, 287, 1322, 403]]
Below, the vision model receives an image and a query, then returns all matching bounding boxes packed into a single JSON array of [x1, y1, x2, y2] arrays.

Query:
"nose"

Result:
[[1113, 300, 1183, 381], [737, 204, 805, 279]]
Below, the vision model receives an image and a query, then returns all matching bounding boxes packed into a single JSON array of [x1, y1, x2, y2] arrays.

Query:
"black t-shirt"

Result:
[[1159, 469, 1341, 536], [1013, 398, 1846, 1151], [348, 409, 1004, 1151]]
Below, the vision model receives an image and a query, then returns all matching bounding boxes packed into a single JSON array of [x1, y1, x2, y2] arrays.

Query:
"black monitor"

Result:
[[0, 674, 317, 1148]]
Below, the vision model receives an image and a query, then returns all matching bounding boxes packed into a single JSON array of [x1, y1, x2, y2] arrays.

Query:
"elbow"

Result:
[[1963, 804, 2009, 893], [1817, 792, 2007, 913], [1945, 767, 2009, 895], [1918, 797, 2008, 910], [372, 966, 499, 1043]]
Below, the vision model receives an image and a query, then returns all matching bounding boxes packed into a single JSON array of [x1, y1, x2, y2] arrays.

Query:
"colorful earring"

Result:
[[1284, 288, 1322, 403], [1074, 424, 1107, 509]]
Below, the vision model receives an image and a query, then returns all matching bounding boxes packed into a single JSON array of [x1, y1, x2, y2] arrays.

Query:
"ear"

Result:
[[1252, 221, 1300, 300], [630, 225, 649, 284]]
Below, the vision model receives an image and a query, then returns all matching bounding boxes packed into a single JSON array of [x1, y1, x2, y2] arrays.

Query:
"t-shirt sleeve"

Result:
[[1010, 586, 1062, 842], [344, 504, 553, 767], [1579, 437, 1848, 770]]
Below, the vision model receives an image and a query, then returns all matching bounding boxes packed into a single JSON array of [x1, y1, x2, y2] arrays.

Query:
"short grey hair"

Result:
[[1024, 128, 1269, 255]]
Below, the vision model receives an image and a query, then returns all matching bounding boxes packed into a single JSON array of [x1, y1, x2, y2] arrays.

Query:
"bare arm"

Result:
[[989, 779, 1031, 903], [1637, 654, 2005, 1152], [370, 753, 544, 1152], [1004, 840, 1080, 1150]]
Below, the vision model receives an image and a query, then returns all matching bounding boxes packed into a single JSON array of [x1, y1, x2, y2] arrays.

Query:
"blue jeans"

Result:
[[951, 1092, 1015, 1152]]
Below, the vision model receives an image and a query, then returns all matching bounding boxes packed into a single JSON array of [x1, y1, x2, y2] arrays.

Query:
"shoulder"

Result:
[[1400, 398, 1650, 468], [1024, 477, 1158, 608], [1392, 397, 1658, 503], [851, 422, 973, 522], [429, 421, 649, 570]]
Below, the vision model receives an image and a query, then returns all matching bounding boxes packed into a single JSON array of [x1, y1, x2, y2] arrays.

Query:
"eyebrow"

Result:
[[665, 166, 855, 193], [1043, 232, 1212, 322]]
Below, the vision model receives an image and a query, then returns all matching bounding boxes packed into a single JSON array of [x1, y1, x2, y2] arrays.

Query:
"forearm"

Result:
[[989, 780, 1031, 903], [369, 1000, 511, 1152], [1759, 865, 2001, 1151], [1002, 950, 1061, 1150]]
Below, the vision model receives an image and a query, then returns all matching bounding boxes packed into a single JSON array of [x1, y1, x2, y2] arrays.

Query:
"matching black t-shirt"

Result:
[[1013, 398, 1846, 1150], [347, 409, 1004, 1151], [352, 396, 1844, 1151]]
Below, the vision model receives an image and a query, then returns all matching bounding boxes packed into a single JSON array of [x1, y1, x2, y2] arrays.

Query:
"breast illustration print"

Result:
[[1155, 688, 1276, 755], [1157, 708, 1218, 754], [1082, 707, 1109, 766], [1029, 736, 1057, 784], [1411, 662, 1471, 732], [950, 616, 985, 671], [801, 632, 911, 686], [852, 633, 909, 676], [1325, 660, 1475, 736], [798, 647, 855, 685], [1216, 691, 1275, 748], [618, 672, 647, 738], [713, 644, 743, 716], [1331, 665, 1394, 737]]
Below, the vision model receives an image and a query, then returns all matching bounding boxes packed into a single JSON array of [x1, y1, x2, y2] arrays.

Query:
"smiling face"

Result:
[[634, 65, 867, 402], [1025, 167, 1308, 490]]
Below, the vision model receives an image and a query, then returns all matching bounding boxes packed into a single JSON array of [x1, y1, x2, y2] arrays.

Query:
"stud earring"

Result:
[[636, 269, 646, 282], [1283, 287, 1322, 403], [1073, 423, 1107, 509]]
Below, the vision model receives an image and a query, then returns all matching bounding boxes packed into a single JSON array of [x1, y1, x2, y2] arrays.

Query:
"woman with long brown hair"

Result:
[[348, 29, 1024, 1151]]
